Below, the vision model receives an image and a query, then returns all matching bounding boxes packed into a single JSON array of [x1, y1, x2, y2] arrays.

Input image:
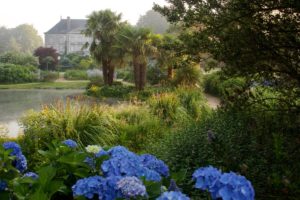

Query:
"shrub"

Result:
[[147, 65, 167, 85], [86, 76, 104, 89], [172, 61, 202, 86], [40, 71, 59, 82], [64, 70, 88, 80], [0, 52, 38, 66], [0, 64, 37, 83], [148, 92, 182, 125], [20, 101, 118, 168], [203, 71, 246, 99], [113, 105, 168, 152], [147, 109, 300, 199]]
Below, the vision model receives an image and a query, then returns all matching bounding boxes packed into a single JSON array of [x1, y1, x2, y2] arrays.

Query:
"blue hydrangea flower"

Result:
[[95, 149, 108, 157], [0, 180, 7, 191], [168, 179, 181, 192], [140, 154, 169, 177], [217, 172, 255, 200], [63, 139, 78, 148], [72, 176, 122, 200], [3, 142, 22, 155], [3, 142, 27, 173], [102, 146, 161, 182], [23, 172, 39, 180], [193, 166, 221, 198], [157, 191, 190, 200], [13, 154, 27, 173], [72, 176, 103, 199], [117, 176, 146, 198]]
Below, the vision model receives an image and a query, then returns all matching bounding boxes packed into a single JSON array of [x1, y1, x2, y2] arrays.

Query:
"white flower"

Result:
[[85, 145, 102, 154]]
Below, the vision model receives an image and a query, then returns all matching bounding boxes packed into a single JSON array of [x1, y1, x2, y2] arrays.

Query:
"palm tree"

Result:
[[116, 26, 156, 90], [84, 10, 123, 85], [156, 34, 183, 80]]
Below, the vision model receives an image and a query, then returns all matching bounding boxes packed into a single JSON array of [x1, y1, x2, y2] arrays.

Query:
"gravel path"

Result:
[[205, 93, 221, 109]]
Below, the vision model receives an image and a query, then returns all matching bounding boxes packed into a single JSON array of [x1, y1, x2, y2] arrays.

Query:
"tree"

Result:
[[116, 26, 156, 90], [136, 10, 170, 34], [84, 10, 124, 85], [0, 24, 42, 54], [154, 0, 300, 109], [34, 47, 59, 71], [43, 56, 55, 71], [155, 34, 183, 80]]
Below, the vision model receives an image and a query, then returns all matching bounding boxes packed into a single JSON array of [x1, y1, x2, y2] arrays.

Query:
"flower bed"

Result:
[[0, 140, 254, 199]]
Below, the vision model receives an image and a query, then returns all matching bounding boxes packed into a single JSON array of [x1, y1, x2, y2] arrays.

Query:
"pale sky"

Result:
[[0, 0, 167, 38]]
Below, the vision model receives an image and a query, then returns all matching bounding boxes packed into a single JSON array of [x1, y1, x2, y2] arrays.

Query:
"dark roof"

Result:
[[45, 18, 87, 34]]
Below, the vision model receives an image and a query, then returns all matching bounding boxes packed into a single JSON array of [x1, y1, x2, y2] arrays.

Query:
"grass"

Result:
[[0, 81, 89, 89]]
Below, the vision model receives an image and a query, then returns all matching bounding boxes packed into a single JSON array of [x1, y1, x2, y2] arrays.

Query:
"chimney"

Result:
[[67, 16, 71, 31]]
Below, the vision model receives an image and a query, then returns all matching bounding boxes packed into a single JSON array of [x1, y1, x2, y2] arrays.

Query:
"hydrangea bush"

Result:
[[0, 139, 255, 200]]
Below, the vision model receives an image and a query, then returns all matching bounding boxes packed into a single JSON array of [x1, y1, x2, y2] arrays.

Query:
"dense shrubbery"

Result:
[[0, 140, 255, 200], [0, 52, 38, 66], [147, 107, 300, 199], [64, 70, 88, 80], [40, 71, 59, 82], [203, 71, 246, 98], [0, 64, 37, 83]]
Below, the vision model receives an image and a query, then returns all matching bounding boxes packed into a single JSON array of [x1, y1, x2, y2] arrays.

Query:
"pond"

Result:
[[0, 89, 84, 138]]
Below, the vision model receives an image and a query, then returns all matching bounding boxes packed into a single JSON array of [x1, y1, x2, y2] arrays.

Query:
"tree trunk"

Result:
[[102, 60, 108, 85], [132, 56, 140, 90], [167, 66, 173, 80], [102, 59, 115, 85], [139, 63, 147, 90], [107, 64, 115, 86]]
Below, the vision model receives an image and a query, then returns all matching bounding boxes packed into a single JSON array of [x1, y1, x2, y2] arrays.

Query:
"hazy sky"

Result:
[[0, 0, 167, 37]]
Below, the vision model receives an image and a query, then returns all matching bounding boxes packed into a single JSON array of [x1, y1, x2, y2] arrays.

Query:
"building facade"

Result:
[[45, 17, 91, 55]]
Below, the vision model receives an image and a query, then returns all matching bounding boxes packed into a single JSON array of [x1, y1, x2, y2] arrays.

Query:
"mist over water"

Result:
[[0, 89, 83, 137]]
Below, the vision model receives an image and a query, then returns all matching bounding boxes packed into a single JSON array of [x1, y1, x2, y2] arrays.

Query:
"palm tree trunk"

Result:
[[139, 63, 146, 90], [108, 64, 115, 86], [167, 66, 173, 80], [133, 56, 140, 90], [102, 62, 108, 85]]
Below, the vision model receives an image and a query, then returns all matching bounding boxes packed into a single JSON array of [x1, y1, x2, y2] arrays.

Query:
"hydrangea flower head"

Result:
[[24, 172, 39, 180], [95, 149, 108, 158], [85, 145, 102, 154], [217, 172, 255, 200], [140, 154, 169, 177], [157, 191, 190, 200], [13, 154, 27, 173], [0, 180, 7, 191], [63, 139, 78, 148], [117, 176, 146, 198], [193, 166, 222, 194], [3, 142, 22, 155], [72, 176, 122, 200], [102, 147, 161, 181]]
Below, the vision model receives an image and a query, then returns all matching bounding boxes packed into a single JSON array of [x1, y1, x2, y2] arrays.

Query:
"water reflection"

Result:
[[0, 89, 84, 137]]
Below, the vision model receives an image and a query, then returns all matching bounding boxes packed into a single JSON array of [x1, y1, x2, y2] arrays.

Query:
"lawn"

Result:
[[0, 81, 89, 89]]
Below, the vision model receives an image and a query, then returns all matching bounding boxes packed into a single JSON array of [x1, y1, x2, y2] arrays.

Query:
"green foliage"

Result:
[[64, 70, 88, 80], [148, 92, 181, 125], [40, 71, 59, 82], [116, 68, 134, 83], [204, 71, 246, 99], [114, 105, 168, 152], [20, 101, 118, 168], [148, 107, 300, 199], [172, 61, 202, 86], [88, 84, 135, 99], [154, 0, 300, 109], [0, 64, 37, 83], [0, 25, 43, 54], [0, 52, 38, 66], [136, 10, 170, 34], [147, 64, 166, 85]]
